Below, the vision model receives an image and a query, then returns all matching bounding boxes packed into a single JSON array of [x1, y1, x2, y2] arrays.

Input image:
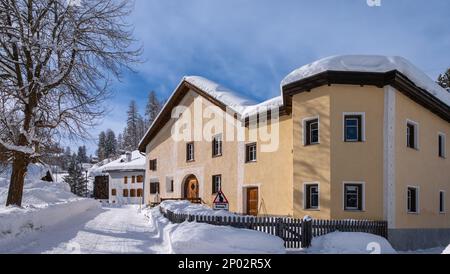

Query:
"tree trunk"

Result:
[[6, 153, 29, 207]]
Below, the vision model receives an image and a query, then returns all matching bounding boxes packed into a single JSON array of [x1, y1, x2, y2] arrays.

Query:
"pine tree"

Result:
[[62, 147, 71, 171], [77, 146, 88, 163], [64, 153, 88, 197], [117, 133, 124, 153], [145, 90, 162, 129], [437, 68, 450, 92], [124, 100, 141, 151], [105, 129, 117, 158], [97, 131, 107, 161]]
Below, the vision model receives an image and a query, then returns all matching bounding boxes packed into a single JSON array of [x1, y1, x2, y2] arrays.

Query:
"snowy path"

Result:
[[0, 205, 170, 254]]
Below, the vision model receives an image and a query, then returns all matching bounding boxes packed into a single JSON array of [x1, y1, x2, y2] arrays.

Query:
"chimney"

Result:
[[126, 151, 132, 162]]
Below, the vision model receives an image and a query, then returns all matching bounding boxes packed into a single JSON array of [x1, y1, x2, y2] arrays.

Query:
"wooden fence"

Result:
[[160, 206, 387, 249]]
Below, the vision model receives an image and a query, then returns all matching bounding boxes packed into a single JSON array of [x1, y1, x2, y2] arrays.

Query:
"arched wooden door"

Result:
[[184, 175, 199, 199]]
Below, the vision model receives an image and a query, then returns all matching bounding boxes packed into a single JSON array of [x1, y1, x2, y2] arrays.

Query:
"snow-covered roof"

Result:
[[184, 76, 257, 114], [89, 151, 145, 176], [281, 55, 450, 106]]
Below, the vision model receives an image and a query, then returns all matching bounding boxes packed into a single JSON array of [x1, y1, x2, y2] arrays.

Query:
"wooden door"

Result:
[[246, 187, 258, 216], [185, 177, 199, 199]]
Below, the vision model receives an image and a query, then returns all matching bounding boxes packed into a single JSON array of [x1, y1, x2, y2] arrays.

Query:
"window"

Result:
[[406, 121, 418, 149], [304, 184, 319, 210], [212, 134, 223, 157], [245, 143, 257, 162], [137, 188, 143, 197], [150, 182, 160, 194], [166, 177, 174, 193], [149, 159, 157, 171], [123, 189, 129, 197], [137, 175, 144, 183], [111, 189, 116, 196], [344, 114, 363, 142], [304, 118, 319, 145], [132, 176, 135, 184], [130, 189, 136, 197], [440, 191, 445, 214], [439, 133, 446, 158], [123, 176, 128, 184], [344, 183, 363, 211], [407, 187, 418, 213], [212, 175, 222, 194], [186, 142, 195, 161]]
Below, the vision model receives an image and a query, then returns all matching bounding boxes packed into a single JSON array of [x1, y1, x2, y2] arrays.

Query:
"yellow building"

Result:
[[139, 55, 450, 250]]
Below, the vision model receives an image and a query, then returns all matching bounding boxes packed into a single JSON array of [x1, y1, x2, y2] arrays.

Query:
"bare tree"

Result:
[[0, 0, 141, 206]]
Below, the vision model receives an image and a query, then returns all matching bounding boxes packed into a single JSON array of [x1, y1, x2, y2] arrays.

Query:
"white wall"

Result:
[[108, 171, 145, 205]]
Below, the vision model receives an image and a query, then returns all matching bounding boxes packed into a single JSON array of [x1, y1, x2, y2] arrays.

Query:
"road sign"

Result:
[[213, 190, 229, 211]]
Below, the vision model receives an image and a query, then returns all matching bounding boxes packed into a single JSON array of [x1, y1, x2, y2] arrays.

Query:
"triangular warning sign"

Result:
[[213, 190, 229, 204]]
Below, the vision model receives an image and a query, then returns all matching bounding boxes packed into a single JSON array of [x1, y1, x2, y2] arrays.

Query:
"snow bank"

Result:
[[143, 205, 285, 254], [0, 171, 100, 245], [170, 221, 285, 254], [281, 55, 450, 106], [442, 244, 450, 254], [160, 200, 234, 216], [306, 232, 396, 254]]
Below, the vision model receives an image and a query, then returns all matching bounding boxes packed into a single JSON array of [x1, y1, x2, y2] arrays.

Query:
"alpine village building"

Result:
[[138, 55, 450, 250]]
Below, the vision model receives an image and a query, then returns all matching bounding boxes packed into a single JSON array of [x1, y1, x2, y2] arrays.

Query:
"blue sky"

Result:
[[72, 0, 450, 155]]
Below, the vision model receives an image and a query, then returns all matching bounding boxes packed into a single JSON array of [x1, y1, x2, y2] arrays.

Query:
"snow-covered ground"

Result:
[[0, 165, 99, 249], [288, 231, 397, 254], [160, 200, 235, 216]]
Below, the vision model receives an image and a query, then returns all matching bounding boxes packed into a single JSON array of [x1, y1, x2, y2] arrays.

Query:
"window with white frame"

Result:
[[344, 114, 364, 142], [440, 191, 445, 214], [304, 183, 319, 210], [166, 177, 174, 193], [186, 142, 195, 161], [245, 143, 257, 162], [438, 133, 446, 158], [407, 187, 419, 213], [304, 118, 319, 145], [212, 134, 223, 157], [212, 175, 222, 194], [406, 121, 419, 149], [344, 183, 364, 211]]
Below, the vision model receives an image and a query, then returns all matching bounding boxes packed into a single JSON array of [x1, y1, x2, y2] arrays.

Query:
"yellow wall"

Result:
[[394, 91, 450, 228], [243, 114, 293, 216], [292, 85, 385, 220]]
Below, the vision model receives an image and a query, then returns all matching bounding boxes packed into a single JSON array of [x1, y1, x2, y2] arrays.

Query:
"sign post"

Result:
[[213, 190, 229, 211]]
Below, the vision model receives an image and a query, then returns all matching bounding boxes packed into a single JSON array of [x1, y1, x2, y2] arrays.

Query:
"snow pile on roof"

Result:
[[302, 232, 396, 254], [88, 150, 145, 176], [143, 205, 285, 254], [0, 163, 52, 184], [281, 55, 450, 106], [184, 76, 257, 114], [160, 200, 235, 217]]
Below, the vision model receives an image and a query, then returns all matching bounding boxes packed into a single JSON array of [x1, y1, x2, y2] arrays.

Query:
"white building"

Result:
[[90, 151, 146, 205]]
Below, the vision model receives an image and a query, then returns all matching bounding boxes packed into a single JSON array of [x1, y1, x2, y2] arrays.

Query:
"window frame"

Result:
[[245, 142, 257, 163], [149, 159, 157, 171], [407, 186, 419, 214], [123, 176, 128, 184], [303, 182, 320, 210], [150, 182, 160, 194], [303, 117, 320, 146], [343, 182, 365, 211], [440, 190, 446, 214], [123, 189, 129, 197], [406, 120, 419, 150], [130, 189, 136, 197], [212, 174, 222, 194], [343, 112, 365, 142], [212, 134, 223, 157], [166, 177, 174, 193], [111, 189, 117, 196], [438, 132, 446, 159], [186, 142, 195, 162], [136, 175, 144, 183]]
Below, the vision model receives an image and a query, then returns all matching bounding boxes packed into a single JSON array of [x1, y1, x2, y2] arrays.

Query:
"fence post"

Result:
[[301, 216, 312, 248]]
